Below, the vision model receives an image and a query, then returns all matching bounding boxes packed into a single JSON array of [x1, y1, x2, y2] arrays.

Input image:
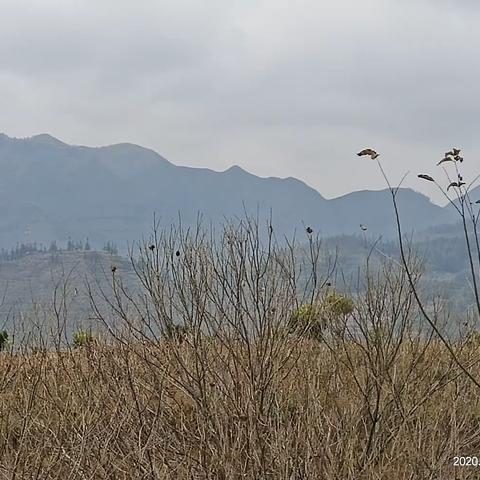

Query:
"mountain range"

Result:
[[0, 133, 464, 250]]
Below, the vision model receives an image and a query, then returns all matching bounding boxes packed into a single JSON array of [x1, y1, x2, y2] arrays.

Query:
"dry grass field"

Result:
[[0, 336, 479, 479]]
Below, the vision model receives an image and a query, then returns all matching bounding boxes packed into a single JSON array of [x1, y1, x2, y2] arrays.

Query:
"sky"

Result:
[[0, 0, 479, 205]]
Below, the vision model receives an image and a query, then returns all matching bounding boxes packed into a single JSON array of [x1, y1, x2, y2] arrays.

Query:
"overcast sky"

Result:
[[0, 0, 478, 205]]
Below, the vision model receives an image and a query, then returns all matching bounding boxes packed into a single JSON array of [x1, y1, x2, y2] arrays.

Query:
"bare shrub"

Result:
[[0, 217, 476, 478]]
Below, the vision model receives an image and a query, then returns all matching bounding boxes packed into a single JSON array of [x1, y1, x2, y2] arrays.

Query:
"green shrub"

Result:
[[73, 330, 94, 348], [323, 292, 354, 317], [288, 303, 324, 339], [0, 330, 9, 351], [288, 294, 354, 340]]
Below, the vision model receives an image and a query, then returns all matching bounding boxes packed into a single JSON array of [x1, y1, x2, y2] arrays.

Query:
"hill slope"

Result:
[[0, 133, 456, 248]]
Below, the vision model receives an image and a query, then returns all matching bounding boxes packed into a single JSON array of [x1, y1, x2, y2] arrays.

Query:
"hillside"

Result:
[[324, 232, 476, 313], [0, 133, 457, 250], [0, 230, 475, 322], [0, 249, 137, 334]]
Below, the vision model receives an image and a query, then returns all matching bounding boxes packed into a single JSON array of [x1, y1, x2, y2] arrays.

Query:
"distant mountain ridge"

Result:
[[0, 133, 457, 249]]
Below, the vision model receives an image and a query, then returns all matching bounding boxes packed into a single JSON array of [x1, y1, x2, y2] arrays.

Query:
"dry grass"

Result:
[[0, 337, 478, 479]]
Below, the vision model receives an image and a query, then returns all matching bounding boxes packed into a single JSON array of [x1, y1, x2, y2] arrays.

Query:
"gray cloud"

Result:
[[0, 0, 479, 204]]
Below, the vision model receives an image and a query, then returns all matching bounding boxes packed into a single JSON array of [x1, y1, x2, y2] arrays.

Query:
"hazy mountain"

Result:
[[327, 187, 454, 237], [444, 184, 480, 216], [0, 133, 457, 250]]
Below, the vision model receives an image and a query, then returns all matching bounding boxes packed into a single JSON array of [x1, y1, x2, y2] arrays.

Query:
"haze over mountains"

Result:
[[0, 133, 462, 250]]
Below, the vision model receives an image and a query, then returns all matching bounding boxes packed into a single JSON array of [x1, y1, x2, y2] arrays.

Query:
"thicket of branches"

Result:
[[0, 209, 474, 479]]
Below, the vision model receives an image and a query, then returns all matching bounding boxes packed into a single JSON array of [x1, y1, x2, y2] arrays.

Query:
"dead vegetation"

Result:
[[0, 219, 478, 479]]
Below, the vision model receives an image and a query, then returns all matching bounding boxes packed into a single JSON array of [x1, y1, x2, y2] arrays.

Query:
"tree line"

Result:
[[0, 238, 119, 261]]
